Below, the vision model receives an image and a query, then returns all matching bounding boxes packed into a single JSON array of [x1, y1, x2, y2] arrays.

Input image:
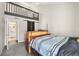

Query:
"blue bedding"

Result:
[[29, 35, 69, 56], [57, 38, 79, 56]]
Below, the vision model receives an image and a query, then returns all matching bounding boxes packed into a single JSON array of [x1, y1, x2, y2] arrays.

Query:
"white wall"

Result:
[[0, 3, 5, 55], [39, 2, 79, 37], [35, 22, 39, 31], [39, 6, 49, 30]]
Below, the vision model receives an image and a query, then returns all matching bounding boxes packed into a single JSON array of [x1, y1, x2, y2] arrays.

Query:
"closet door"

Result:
[[19, 20, 27, 42]]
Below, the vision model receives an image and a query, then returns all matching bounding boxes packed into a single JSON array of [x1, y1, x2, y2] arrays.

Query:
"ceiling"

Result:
[[25, 2, 53, 6], [26, 2, 79, 6]]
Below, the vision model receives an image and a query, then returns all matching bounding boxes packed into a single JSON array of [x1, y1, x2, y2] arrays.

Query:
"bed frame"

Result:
[[24, 30, 79, 56], [24, 30, 50, 55]]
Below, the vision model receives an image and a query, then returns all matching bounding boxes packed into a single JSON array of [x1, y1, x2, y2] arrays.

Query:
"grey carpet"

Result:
[[1, 42, 31, 56]]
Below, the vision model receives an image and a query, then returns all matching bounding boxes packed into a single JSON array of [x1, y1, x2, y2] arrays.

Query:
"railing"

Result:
[[4, 2, 39, 20]]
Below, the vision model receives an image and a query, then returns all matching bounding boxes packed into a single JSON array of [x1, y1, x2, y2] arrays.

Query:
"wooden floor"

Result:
[[1, 42, 31, 56]]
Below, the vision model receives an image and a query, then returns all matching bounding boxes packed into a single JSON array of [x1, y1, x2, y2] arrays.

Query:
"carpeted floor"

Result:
[[1, 42, 31, 56]]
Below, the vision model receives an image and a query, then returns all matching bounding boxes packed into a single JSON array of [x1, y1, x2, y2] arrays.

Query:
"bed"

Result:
[[24, 30, 79, 56]]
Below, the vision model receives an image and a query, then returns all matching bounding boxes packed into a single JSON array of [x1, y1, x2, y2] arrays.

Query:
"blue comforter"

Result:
[[29, 35, 69, 56]]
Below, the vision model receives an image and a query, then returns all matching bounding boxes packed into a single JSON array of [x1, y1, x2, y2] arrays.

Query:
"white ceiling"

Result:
[[25, 2, 52, 6], [26, 2, 79, 6]]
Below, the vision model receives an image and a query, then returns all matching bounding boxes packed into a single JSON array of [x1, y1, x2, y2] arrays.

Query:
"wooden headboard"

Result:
[[26, 30, 49, 43], [24, 30, 50, 53]]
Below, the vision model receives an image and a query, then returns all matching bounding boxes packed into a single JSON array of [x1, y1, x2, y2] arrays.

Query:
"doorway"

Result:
[[5, 17, 18, 49], [8, 21, 18, 46]]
